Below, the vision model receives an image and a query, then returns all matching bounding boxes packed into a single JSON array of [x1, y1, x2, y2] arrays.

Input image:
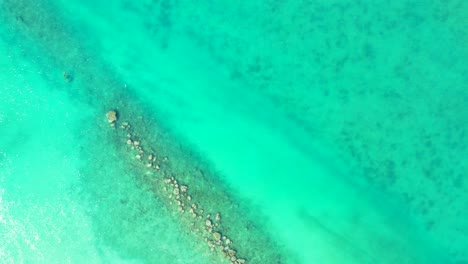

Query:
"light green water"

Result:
[[0, 0, 467, 263]]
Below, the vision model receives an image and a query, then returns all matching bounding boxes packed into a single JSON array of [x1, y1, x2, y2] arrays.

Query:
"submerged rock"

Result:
[[213, 232, 221, 241], [106, 110, 118, 123]]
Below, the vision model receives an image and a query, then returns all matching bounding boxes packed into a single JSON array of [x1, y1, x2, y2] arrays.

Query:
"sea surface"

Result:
[[0, 0, 467, 263]]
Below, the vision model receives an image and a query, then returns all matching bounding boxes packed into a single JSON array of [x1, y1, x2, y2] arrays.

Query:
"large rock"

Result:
[[106, 110, 118, 123], [213, 232, 221, 241]]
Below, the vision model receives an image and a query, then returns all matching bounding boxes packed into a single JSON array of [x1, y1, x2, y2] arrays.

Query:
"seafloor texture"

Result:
[[0, 0, 467, 263]]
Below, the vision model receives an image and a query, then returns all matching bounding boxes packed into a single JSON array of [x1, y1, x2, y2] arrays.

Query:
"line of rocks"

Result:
[[106, 110, 246, 264]]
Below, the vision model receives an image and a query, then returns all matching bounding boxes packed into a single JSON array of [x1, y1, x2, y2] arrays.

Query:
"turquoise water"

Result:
[[0, 0, 467, 263]]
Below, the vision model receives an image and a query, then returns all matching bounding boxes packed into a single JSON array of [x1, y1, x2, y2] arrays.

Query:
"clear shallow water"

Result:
[[0, 0, 467, 263]]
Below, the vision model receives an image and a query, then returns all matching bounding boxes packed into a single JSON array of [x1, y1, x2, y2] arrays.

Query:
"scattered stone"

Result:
[[106, 110, 118, 123], [213, 232, 221, 241], [106, 111, 248, 263]]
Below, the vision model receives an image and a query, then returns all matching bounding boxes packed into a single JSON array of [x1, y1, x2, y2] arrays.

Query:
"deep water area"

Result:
[[0, 0, 467, 263]]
